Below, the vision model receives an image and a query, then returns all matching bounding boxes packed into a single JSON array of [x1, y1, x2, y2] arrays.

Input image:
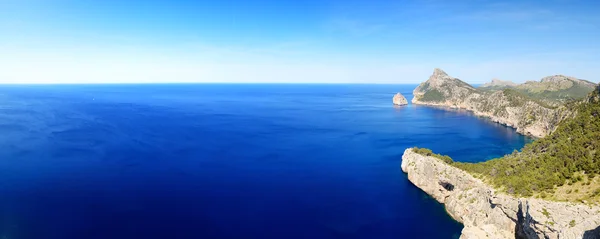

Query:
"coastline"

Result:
[[409, 103, 536, 138], [410, 100, 567, 138], [401, 148, 600, 239]]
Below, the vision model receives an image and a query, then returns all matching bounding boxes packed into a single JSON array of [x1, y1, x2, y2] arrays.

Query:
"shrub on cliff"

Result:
[[412, 147, 454, 164]]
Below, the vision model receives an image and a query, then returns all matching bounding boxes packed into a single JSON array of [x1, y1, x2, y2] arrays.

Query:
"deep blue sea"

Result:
[[0, 84, 531, 239]]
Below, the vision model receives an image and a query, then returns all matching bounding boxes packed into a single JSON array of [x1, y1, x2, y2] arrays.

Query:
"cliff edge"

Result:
[[401, 148, 600, 239]]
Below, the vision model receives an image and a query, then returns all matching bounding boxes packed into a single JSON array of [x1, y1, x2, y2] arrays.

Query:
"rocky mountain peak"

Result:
[[427, 68, 459, 87], [539, 75, 597, 88], [540, 75, 570, 83], [481, 78, 517, 88], [433, 68, 448, 77]]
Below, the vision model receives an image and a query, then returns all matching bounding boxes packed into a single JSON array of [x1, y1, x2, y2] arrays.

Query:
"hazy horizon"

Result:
[[2, 0, 599, 84]]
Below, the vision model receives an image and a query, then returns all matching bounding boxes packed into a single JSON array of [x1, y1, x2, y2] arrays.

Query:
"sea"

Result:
[[0, 84, 531, 239]]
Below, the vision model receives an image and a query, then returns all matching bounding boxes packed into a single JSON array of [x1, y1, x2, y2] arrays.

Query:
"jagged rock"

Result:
[[401, 148, 600, 239], [411, 69, 582, 137], [393, 93, 408, 106]]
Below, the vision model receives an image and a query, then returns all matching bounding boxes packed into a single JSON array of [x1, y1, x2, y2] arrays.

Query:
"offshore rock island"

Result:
[[392, 92, 408, 106], [401, 71, 600, 238]]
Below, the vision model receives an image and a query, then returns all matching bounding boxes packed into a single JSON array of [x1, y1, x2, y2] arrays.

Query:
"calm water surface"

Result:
[[0, 84, 531, 239]]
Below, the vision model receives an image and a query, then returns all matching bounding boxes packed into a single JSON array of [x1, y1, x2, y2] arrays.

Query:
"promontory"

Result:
[[411, 68, 597, 137], [402, 75, 600, 238]]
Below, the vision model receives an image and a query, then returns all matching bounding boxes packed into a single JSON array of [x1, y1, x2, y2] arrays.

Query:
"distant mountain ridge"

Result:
[[479, 79, 517, 89], [411, 69, 597, 137], [479, 75, 596, 104]]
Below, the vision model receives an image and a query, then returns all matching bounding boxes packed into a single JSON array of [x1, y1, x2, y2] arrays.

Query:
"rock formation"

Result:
[[393, 93, 408, 106], [401, 148, 600, 239], [480, 79, 517, 90], [411, 69, 588, 137]]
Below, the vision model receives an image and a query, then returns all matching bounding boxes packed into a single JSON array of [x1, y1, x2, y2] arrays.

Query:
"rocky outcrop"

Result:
[[401, 148, 600, 239], [412, 69, 576, 137], [393, 93, 408, 106]]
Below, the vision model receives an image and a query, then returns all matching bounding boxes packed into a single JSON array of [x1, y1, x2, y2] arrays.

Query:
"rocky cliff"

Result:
[[401, 148, 600, 239], [393, 93, 408, 106], [412, 69, 577, 137]]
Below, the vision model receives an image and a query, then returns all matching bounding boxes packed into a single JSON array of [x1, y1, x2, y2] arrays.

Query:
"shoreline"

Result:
[[412, 103, 538, 138], [411, 100, 553, 138], [401, 148, 600, 239]]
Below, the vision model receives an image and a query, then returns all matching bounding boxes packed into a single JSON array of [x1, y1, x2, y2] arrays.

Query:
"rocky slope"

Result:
[[401, 148, 600, 239], [515, 75, 597, 103], [392, 93, 408, 105], [480, 79, 517, 90], [412, 69, 577, 137]]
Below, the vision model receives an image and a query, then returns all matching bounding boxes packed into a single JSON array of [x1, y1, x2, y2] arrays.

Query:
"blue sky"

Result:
[[1, 0, 599, 84]]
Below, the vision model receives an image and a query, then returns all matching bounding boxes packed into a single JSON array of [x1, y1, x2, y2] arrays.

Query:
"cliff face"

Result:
[[401, 148, 600, 239], [412, 69, 574, 137]]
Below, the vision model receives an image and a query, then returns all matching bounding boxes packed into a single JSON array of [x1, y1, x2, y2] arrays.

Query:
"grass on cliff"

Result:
[[420, 89, 445, 102], [413, 87, 600, 202], [412, 147, 453, 164], [501, 88, 558, 109]]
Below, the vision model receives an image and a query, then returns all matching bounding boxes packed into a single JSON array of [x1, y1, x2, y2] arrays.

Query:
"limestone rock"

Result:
[[401, 148, 600, 239], [411, 68, 578, 137], [392, 93, 408, 106], [480, 79, 517, 90]]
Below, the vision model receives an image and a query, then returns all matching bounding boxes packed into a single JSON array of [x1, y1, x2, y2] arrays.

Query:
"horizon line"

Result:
[[0, 82, 425, 85]]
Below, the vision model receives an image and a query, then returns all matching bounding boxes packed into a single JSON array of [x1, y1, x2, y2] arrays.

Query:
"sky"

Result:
[[1, 0, 599, 84]]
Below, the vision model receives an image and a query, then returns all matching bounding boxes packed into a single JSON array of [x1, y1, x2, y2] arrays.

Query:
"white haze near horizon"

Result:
[[1, 45, 599, 85]]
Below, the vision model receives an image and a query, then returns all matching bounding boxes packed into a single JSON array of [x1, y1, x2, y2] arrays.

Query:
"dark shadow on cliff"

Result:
[[515, 201, 540, 239], [583, 226, 600, 239]]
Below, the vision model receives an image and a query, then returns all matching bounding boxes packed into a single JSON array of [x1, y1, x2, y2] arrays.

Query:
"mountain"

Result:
[[412, 69, 575, 137], [516, 75, 597, 103], [412, 68, 476, 105], [478, 75, 596, 105], [479, 79, 517, 90]]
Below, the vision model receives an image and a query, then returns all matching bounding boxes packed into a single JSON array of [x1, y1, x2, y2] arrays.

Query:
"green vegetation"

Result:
[[413, 87, 600, 200], [420, 89, 445, 102], [569, 220, 576, 227], [542, 208, 550, 217], [502, 88, 558, 109], [517, 80, 596, 103], [412, 147, 453, 164], [454, 87, 600, 197]]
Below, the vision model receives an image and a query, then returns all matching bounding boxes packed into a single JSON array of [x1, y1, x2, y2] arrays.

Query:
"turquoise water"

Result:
[[0, 84, 531, 238]]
